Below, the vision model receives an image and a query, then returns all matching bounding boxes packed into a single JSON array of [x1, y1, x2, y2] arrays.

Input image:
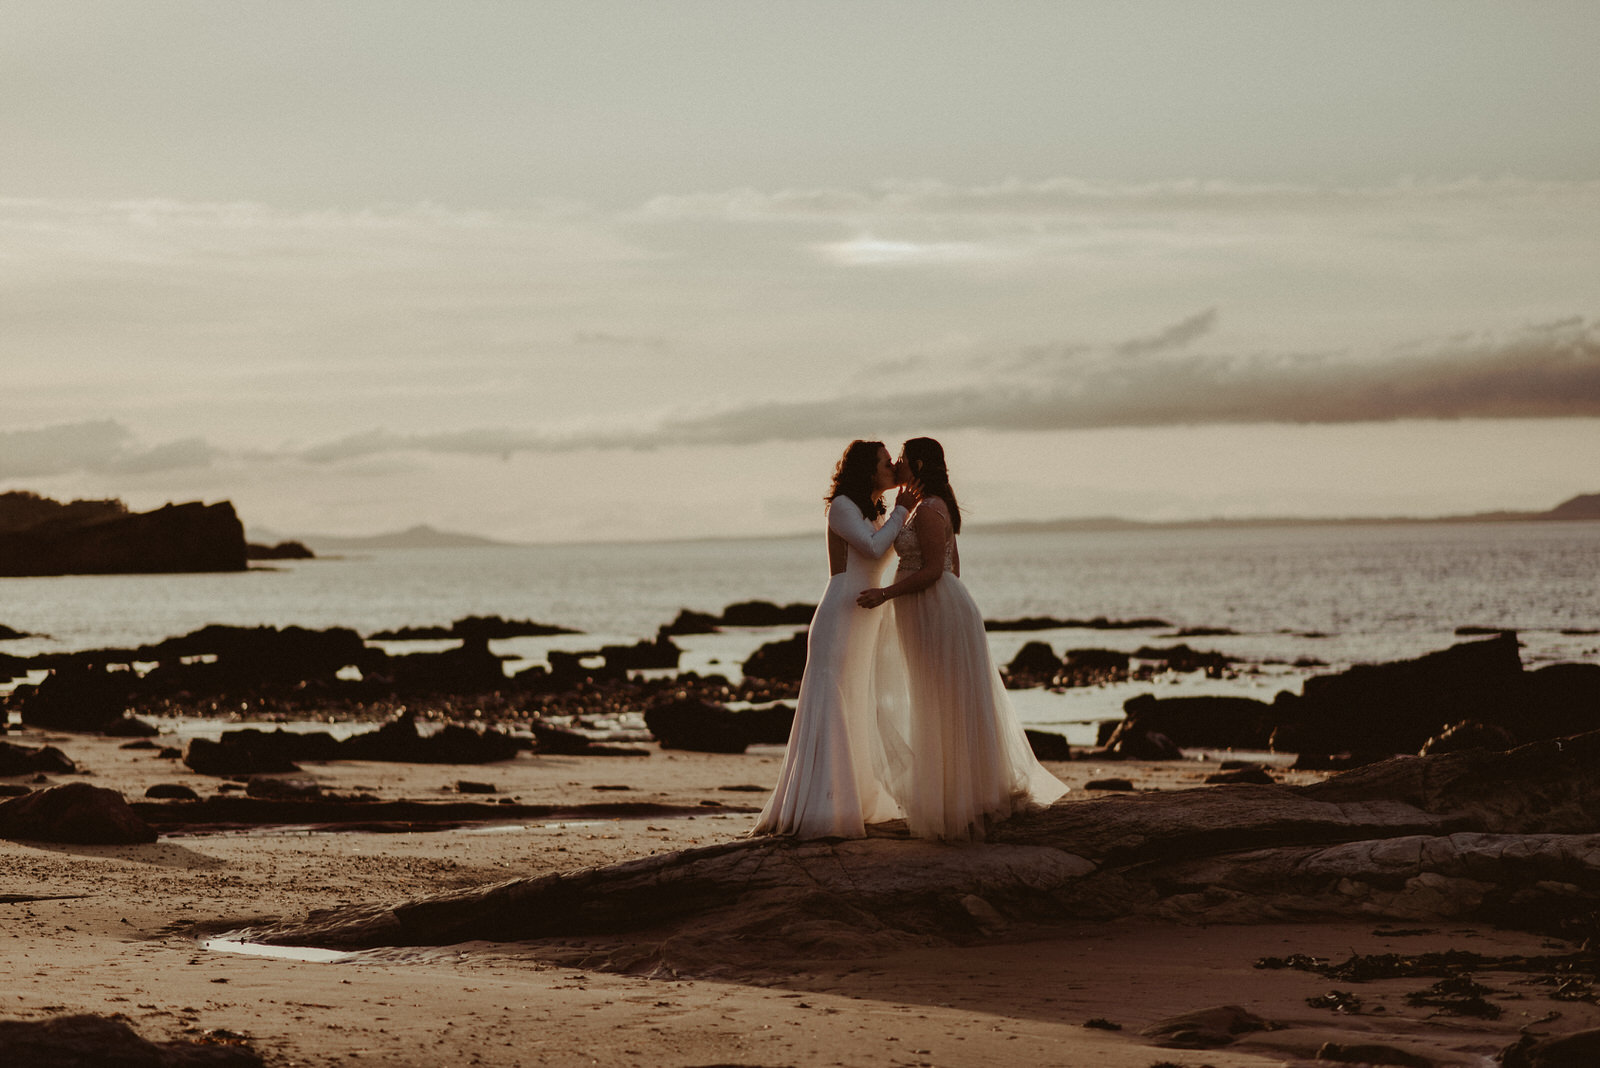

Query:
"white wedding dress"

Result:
[[753, 499, 909, 838], [876, 503, 1069, 841]]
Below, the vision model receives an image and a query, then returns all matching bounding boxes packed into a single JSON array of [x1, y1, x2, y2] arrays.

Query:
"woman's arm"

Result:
[[827, 498, 908, 559], [857, 500, 948, 609]]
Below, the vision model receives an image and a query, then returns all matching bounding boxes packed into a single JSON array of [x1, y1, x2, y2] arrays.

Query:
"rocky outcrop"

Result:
[[1114, 634, 1600, 762], [245, 539, 314, 560], [0, 783, 157, 844], [0, 499, 247, 576], [236, 731, 1600, 972]]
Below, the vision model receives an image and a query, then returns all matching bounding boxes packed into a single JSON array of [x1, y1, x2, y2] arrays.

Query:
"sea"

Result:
[[3, 521, 1598, 747]]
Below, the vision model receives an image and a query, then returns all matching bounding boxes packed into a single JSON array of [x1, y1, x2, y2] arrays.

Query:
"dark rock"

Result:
[[599, 633, 681, 672], [1205, 766, 1275, 785], [144, 783, 201, 800], [741, 631, 809, 683], [371, 615, 580, 641], [456, 780, 496, 794], [986, 615, 1171, 631], [0, 650, 30, 684], [1024, 729, 1072, 762], [645, 696, 787, 753], [0, 784, 32, 797], [140, 623, 369, 688], [529, 722, 650, 758], [737, 703, 797, 746], [1103, 722, 1184, 760], [660, 609, 720, 635], [1055, 647, 1131, 687], [1084, 778, 1136, 791], [1419, 720, 1519, 756], [1118, 692, 1277, 750], [101, 715, 159, 737], [0, 498, 248, 577], [1133, 643, 1234, 675], [0, 782, 156, 843], [340, 715, 522, 765], [1523, 662, 1600, 740], [1289, 751, 1369, 771], [1140, 1004, 1273, 1048], [1276, 633, 1527, 757], [246, 539, 315, 560], [245, 777, 323, 800], [120, 739, 159, 750], [14, 662, 132, 731], [1003, 641, 1060, 685], [0, 1012, 264, 1066], [183, 730, 330, 776], [361, 637, 507, 693], [0, 741, 76, 776], [1499, 1028, 1600, 1068], [0, 622, 33, 639], [719, 600, 815, 627], [1169, 626, 1239, 637]]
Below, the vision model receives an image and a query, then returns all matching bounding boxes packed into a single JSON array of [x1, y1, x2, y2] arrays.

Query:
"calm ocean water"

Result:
[[4, 522, 1598, 744]]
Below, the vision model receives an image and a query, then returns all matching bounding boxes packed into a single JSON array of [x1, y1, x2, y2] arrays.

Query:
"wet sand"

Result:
[[4, 728, 1593, 1067]]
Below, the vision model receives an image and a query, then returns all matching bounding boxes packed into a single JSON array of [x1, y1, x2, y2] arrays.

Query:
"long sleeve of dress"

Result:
[[827, 500, 907, 559]]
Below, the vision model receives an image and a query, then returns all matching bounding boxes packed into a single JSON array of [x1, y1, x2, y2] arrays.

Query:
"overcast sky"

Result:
[[4, 1, 1598, 542]]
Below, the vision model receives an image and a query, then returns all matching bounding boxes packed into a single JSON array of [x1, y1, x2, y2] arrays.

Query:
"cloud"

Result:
[[624, 315, 1600, 445], [1114, 307, 1218, 357], [0, 420, 221, 478]]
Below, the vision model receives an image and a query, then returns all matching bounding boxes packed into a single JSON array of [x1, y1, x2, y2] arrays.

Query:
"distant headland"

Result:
[[971, 492, 1600, 535]]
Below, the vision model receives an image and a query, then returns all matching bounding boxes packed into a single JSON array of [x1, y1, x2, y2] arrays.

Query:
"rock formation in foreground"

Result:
[[235, 730, 1600, 975], [0, 494, 247, 576]]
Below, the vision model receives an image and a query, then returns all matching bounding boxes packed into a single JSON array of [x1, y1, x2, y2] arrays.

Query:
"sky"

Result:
[[3, 1, 1598, 543]]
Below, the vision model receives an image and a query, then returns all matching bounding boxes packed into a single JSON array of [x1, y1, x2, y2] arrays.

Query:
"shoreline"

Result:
[[7, 730, 1598, 1066]]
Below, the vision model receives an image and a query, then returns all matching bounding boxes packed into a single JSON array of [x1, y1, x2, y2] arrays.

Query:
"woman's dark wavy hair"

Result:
[[902, 437, 961, 534], [826, 439, 887, 520]]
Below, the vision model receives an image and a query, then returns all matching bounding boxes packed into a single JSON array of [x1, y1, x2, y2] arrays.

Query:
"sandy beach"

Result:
[[3, 727, 1596, 1067]]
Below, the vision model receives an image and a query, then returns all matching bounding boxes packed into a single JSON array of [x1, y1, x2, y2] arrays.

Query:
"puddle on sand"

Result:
[[202, 937, 353, 963]]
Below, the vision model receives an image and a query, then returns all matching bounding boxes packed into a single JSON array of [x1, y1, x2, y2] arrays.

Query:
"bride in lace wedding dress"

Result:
[[753, 441, 915, 839], [858, 437, 1068, 841]]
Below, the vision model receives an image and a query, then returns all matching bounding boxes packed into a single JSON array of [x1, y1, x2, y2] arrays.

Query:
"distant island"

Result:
[[971, 492, 1600, 535], [287, 525, 518, 552]]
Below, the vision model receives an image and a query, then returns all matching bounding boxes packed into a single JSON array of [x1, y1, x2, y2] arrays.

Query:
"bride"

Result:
[[753, 440, 915, 838], [858, 437, 1068, 840]]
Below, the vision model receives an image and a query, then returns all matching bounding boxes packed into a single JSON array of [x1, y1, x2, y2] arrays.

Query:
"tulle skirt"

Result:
[[875, 572, 1069, 841]]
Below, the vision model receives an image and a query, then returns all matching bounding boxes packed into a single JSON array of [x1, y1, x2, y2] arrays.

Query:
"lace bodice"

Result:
[[894, 504, 956, 577]]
